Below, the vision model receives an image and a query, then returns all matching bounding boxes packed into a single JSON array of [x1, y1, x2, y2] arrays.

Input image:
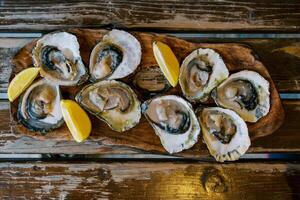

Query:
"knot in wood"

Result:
[[32, 165, 41, 171], [98, 168, 112, 181], [202, 168, 227, 193]]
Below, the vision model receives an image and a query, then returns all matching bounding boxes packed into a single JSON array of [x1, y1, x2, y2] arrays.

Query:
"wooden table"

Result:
[[1, 1, 300, 199]]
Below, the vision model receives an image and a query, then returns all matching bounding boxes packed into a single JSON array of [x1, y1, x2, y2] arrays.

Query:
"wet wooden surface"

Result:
[[0, 1, 300, 32], [0, 161, 299, 199]]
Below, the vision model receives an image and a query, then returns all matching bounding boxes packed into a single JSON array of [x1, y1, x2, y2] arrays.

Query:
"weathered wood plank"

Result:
[[10, 29, 285, 157], [252, 100, 300, 152], [249, 39, 300, 92], [0, 100, 298, 155], [1, 36, 300, 155], [0, 1, 300, 32], [2, 37, 300, 93], [187, 38, 300, 92], [0, 162, 299, 199], [0, 38, 33, 93]]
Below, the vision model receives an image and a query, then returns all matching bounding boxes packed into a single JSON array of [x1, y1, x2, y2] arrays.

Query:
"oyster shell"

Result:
[[17, 79, 64, 133], [75, 80, 141, 132], [133, 66, 171, 98], [197, 107, 250, 162], [32, 32, 88, 86], [89, 29, 142, 81], [212, 70, 270, 122], [142, 95, 200, 154], [179, 48, 229, 102]]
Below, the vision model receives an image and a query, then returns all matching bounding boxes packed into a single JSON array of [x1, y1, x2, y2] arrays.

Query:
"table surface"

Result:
[[1, 1, 300, 199]]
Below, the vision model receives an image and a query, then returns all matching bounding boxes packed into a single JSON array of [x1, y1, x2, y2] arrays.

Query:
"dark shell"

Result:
[[17, 79, 64, 134], [133, 66, 171, 99], [17, 102, 64, 134]]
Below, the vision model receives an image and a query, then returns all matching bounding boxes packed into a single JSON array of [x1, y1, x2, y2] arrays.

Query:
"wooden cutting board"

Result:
[[10, 28, 285, 157]]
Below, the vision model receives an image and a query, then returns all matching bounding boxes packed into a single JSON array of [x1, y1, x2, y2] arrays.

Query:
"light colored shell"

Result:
[[75, 80, 141, 132], [142, 95, 201, 154], [198, 107, 250, 162], [32, 32, 87, 86], [89, 29, 141, 81], [179, 48, 229, 102], [17, 79, 64, 133], [212, 70, 270, 122]]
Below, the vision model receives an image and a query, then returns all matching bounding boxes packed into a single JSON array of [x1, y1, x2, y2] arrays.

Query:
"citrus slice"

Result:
[[153, 41, 180, 87], [60, 100, 91, 142], [7, 67, 40, 102]]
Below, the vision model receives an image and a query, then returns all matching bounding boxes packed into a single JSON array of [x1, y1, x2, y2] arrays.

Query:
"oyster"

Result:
[[89, 29, 142, 81], [32, 32, 88, 86], [133, 66, 171, 98], [17, 79, 64, 133], [75, 80, 141, 132], [142, 95, 200, 154], [212, 70, 270, 122], [197, 107, 250, 162], [179, 48, 229, 102]]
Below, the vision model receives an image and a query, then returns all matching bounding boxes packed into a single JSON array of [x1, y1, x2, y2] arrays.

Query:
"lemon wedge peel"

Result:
[[60, 100, 91, 143], [7, 67, 40, 102], [153, 41, 180, 87]]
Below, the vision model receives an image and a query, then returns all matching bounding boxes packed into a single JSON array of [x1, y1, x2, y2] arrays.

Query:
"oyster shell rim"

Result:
[[212, 70, 270, 123], [197, 106, 250, 162], [32, 31, 88, 86], [141, 95, 201, 154], [179, 48, 229, 103], [17, 78, 64, 134], [89, 29, 142, 82], [75, 80, 142, 132]]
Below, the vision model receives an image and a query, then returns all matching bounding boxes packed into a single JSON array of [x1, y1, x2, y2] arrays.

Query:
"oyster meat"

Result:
[[89, 29, 142, 81], [76, 80, 141, 132], [17, 79, 64, 133], [142, 95, 200, 154], [212, 70, 270, 122], [197, 107, 250, 162], [32, 32, 88, 86], [179, 48, 229, 102]]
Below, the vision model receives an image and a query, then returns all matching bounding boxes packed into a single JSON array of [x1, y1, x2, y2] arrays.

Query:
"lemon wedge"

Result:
[[153, 41, 180, 87], [7, 67, 40, 102], [60, 100, 91, 142]]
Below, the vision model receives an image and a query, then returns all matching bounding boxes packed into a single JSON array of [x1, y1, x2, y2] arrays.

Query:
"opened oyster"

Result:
[[17, 79, 64, 133], [32, 32, 88, 86], [142, 95, 200, 154], [76, 80, 141, 132], [179, 48, 229, 102], [197, 107, 250, 162], [212, 70, 270, 122], [89, 29, 142, 81]]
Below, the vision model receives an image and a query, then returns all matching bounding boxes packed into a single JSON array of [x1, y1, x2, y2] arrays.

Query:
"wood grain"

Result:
[[0, 162, 299, 199], [188, 38, 300, 93], [253, 100, 300, 152], [3, 37, 300, 93], [10, 29, 284, 157], [0, 100, 297, 155], [1, 35, 300, 155], [0, 1, 300, 32]]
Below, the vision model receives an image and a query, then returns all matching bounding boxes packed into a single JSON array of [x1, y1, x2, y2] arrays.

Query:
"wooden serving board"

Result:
[[10, 28, 285, 157]]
